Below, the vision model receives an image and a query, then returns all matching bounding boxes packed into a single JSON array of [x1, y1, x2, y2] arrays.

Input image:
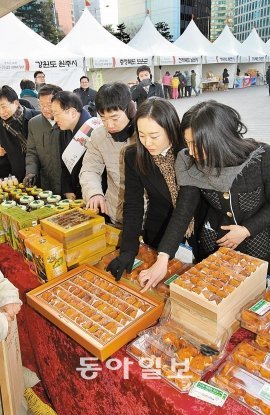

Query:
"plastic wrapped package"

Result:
[[211, 361, 270, 414]]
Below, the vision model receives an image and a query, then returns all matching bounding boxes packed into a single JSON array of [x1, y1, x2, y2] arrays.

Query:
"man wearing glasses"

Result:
[[24, 84, 63, 194], [34, 71, 46, 92], [80, 82, 136, 225]]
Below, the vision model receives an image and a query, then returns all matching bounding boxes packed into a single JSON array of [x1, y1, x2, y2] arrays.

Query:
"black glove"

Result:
[[106, 252, 136, 282], [140, 78, 151, 87], [23, 173, 37, 187]]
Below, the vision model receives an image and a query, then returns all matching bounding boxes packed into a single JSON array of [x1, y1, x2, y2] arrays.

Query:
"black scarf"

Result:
[[110, 120, 134, 142]]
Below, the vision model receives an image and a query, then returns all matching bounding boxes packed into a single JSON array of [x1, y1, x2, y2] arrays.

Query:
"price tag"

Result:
[[189, 381, 228, 407], [132, 258, 143, 270], [249, 299, 270, 316], [259, 383, 270, 403]]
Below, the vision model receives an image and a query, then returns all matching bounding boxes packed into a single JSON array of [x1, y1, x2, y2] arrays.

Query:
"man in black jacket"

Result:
[[51, 91, 91, 200], [0, 85, 39, 181], [73, 76, 97, 107], [131, 65, 164, 108]]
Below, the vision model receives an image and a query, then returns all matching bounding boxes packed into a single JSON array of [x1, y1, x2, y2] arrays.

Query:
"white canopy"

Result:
[[0, 13, 84, 92], [0, 12, 77, 60], [238, 28, 267, 62], [57, 8, 150, 68], [129, 16, 200, 65], [214, 25, 242, 56], [174, 20, 237, 64]]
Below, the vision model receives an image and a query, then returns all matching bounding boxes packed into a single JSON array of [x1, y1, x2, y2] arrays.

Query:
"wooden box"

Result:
[[26, 265, 164, 361], [170, 248, 268, 344], [105, 224, 122, 247], [40, 208, 105, 249], [25, 234, 67, 283], [64, 234, 106, 267]]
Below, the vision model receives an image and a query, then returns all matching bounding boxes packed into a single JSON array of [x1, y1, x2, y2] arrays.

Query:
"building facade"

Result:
[[234, 0, 270, 42], [54, 0, 74, 34], [73, 0, 85, 23], [118, 0, 211, 41], [210, 0, 234, 41]]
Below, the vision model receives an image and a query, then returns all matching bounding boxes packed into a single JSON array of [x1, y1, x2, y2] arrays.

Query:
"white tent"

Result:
[[174, 20, 237, 64], [174, 20, 237, 88], [237, 28, 267, 82], [57, 9, 150, 70], [129, 16, 200, 66], [238, 28, 267, 63], [0, 13, 84, 92], [214, 25, 242, 56]]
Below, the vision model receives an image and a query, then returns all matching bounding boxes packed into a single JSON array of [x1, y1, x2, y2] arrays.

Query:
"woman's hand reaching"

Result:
[[217, 225, 250, 250], [139, 253, 169, 293]]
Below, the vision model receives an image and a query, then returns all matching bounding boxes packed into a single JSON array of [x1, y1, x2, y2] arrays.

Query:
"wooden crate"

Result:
[[0, 319, 24, 415], [170, 249, 268, 344], [26, 265, 164, 361]]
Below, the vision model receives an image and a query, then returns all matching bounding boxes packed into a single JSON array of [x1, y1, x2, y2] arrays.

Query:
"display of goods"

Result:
[[229, 341, 270, 382], [69, 199, 85, 209], [40, 208, 105, 249], [170, 247, 267, 344], [38, 191, 53, 201], [240, 291, 270, 333], [25, 235, 67, 282], [257, 325, 270, 351], [127, 319, 227, 393], [26, 265, 164, 360], [211, 361, 270, 414], [64, 234, 106, 267], [47, 195, 61, 204], [97, 243, 191, 298]]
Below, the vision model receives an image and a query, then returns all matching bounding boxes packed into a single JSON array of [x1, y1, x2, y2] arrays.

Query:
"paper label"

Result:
[[174, 243, 194, 263], [164, 274, 180, 286], [132, 258, 143, 270], [259, 383, 270, 403], [189, 381, 228, 407], [62, 118, 102, 173], [249, 299, 270, 316]]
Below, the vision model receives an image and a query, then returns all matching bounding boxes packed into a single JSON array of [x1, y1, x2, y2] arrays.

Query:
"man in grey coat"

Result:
[[24, 84, 62, 194]]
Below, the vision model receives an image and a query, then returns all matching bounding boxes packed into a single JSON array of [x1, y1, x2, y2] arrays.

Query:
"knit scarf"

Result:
[[2, 105, 27, 153], [152, 147, 179, 207]]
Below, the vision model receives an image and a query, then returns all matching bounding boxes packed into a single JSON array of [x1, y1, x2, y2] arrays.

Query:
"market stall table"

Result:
[[0, 244, 255, 415]]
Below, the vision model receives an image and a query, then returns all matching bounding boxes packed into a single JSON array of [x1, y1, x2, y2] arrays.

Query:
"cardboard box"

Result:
[[170, 248, 268, 344], [26, 265, 164, 361], [10, 212, 38, 251], [64, 234, 106, 267], [40, 208, 105, 249], [0, 207, 27, 247], [25, 235, 67, 283], [78, 244, 116, 267], [18, 225, 41, 260]]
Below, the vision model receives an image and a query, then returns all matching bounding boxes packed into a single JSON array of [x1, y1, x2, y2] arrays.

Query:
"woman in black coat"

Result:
[[107, 97, 184, 281], [139, 100, 270, 291]]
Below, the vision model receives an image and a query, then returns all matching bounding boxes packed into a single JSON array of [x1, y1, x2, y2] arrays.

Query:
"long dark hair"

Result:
[[135, 97, 183, 174], [180, 101, 258, 173]]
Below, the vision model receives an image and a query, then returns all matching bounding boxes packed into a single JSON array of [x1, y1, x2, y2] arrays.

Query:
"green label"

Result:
[[259, 383, 270, 403], [164, 274, 180, 286], [132, 258, 143, 270], [249, 299, 270, 316]]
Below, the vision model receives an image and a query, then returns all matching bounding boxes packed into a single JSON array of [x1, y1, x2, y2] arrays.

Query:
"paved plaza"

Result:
[[171, 85, 270, 145]]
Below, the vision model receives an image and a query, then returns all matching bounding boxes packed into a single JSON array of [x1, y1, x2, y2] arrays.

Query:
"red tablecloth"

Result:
[[0, 244, 255, 415]]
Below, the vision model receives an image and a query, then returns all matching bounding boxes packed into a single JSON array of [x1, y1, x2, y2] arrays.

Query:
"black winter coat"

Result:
[[131, 82, 164, 108], [158, 144, 270, 264], [0, 107, 39, 181], [120, 145, 176, 255]]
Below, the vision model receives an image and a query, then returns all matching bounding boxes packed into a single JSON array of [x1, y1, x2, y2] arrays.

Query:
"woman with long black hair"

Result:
[[139, 100, 270, 291], [107, 97, 184, 281]]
